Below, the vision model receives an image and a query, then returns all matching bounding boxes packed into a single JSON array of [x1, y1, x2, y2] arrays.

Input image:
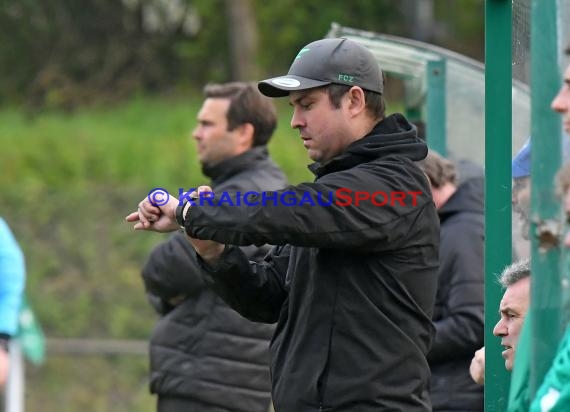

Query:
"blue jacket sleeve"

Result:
[[0, 218, 26, 336]]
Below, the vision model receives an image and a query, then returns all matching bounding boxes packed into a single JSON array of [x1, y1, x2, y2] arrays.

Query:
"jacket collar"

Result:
[[202, 146, 270, 186], [308, 113, 427, 178], [438, 177, 484, 221]]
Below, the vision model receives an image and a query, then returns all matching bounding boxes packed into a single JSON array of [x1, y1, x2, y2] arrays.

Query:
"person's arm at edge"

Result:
[[0, 218, 26, 387]]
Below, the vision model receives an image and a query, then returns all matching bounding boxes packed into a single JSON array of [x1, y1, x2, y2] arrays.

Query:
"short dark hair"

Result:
[[566, 44, 570, 56], [499, 259, 530, 288], [417, 150, 457, 188], [203, 82, 277, 146], [325, 84, 386, 120]]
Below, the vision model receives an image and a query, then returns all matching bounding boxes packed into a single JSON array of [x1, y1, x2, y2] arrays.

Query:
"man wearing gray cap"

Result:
[[128, 37, 440, 412]]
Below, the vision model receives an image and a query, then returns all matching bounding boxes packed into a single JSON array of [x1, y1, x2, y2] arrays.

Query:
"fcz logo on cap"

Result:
[[338, 74, 354, 83]]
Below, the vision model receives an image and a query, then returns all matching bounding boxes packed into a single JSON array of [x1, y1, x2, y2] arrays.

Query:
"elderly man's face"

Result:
[[492, 277, 531, 371]]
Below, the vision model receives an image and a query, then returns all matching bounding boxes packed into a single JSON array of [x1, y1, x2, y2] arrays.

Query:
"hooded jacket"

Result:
[[186, 114, 440, 412], [428, 177, 485, 411], [142, 147, 287, 412]]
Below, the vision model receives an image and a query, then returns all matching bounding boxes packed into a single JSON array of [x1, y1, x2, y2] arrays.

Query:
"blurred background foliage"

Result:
[[0, 0, 484, 110], [0, 0, 483, 410]]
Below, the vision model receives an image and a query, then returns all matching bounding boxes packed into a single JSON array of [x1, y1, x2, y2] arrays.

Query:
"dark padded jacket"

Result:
[[142, 147, 287, 412], [185, 114, 440, 412], [428, 177, 485, 411]]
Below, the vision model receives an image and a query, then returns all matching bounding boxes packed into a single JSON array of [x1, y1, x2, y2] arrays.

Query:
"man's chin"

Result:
[[307, 150, 321, 163]]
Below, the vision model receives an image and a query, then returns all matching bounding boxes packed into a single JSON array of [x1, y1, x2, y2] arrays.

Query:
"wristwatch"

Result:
[[175, 201, 185, 227], [175, 195, 196, 228]]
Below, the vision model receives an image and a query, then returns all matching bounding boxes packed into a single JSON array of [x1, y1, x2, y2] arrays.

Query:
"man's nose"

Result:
[[493, 319, 507, 337], [551, 88, 569, 113], [290, 108, 303, 129]]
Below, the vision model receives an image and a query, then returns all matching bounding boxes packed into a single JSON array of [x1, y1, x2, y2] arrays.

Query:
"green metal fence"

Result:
[[484, 1, 512, 410]]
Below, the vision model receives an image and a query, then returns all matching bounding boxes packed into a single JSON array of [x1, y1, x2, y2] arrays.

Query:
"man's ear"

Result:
[[236, 122, 255, 150], [346, 86, 366, 117]]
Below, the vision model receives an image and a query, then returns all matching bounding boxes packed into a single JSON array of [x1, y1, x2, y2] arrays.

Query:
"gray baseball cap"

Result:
[[258, 38, 383, 98]]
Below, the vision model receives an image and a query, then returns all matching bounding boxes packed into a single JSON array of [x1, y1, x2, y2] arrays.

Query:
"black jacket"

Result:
[[186, 114, 440, 412], [142, 147, 287, 412], [428, 177, 485, 411]]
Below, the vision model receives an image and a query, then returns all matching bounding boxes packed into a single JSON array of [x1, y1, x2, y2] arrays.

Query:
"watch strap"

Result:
[[175, 201, 187, 227]]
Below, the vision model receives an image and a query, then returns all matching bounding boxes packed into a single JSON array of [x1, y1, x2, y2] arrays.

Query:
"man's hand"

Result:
[[126, 185, 226, 262], [469, 346, 485, 385], [125, 194, 179, 232]]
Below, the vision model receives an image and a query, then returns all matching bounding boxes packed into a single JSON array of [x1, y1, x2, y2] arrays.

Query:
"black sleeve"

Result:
[[428, 220, 484, 362], [186, 165, 434, 252], [200, 244, 289, 323]]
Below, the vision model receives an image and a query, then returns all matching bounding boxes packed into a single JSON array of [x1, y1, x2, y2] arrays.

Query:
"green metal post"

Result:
[[426, 59, 447, 156], [529, 0, 562, 397], [484, 1, 512, 411]]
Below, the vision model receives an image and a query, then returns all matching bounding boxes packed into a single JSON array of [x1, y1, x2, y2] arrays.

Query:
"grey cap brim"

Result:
[[258, 75, 331, 97]]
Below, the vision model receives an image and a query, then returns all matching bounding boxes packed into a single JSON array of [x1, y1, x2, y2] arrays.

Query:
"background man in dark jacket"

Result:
[[419, 150, 484, 411], [141, 82, 287, 412], [128, 38, 440, 412]]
